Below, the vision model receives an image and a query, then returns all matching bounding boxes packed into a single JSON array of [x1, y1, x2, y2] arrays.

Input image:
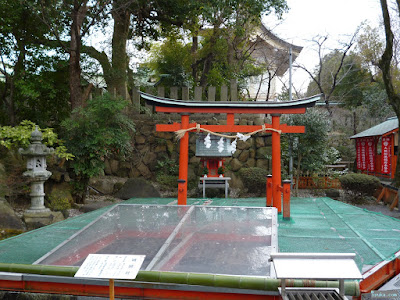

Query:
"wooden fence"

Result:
[[129, 80, 240, 113], [293, 176, 341, 189]]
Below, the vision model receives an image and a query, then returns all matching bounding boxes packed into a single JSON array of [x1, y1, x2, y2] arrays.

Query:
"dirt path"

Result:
[[355, 203, 400, 219]]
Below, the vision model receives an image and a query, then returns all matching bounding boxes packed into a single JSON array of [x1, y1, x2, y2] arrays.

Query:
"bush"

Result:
[[156, 174, 178, 188], [239, 167, 268, 195], [61, 94, 135, 203], [339, 173, 381, 201], [155, 157, 179, 176], [47, 191, 72, 218]]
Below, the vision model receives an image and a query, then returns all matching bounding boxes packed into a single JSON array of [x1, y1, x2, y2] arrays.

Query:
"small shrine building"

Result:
[[350, 117, 398, 179], [195, 133, 231, 177]]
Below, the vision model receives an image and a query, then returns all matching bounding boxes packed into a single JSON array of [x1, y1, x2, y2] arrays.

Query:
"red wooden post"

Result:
[[266, 175, 273, 207], [178, 114, 190, 205], [272, 114, 282, 213], [283, 180, 291, 219], [391, 134, 396, 179]]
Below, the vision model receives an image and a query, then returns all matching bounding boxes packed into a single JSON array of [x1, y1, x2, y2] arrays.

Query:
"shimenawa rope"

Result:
[[175, 124, 281, 140]]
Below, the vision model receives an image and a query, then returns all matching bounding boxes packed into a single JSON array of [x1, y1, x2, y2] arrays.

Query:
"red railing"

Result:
[[293, 176, 341, 189]]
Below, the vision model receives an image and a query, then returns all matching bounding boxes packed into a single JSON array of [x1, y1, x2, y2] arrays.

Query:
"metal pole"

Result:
[[289, 47, 293, 102], [289, 137, 293, 190], [288, 48, 294, 190]]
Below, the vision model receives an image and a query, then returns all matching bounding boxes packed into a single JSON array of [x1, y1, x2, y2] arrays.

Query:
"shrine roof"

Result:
[[141, 93, 321, 112], [350, 117, 398, 139], [196, 133, 232, 157]]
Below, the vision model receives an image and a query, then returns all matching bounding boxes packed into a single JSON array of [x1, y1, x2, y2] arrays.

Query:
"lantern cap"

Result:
[[30, 126, 43, 143]]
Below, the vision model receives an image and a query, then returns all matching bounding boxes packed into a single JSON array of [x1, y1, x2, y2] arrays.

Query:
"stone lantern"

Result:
[[19, 127, 53, 213]]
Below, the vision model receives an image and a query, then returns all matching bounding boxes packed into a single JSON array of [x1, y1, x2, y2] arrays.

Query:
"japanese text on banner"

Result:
[[381, 136, 392, 174]]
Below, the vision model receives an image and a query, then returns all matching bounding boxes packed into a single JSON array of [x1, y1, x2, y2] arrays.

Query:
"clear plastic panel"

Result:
[[37, 205, 191, 268], [152, 206, 274, 276], [37, 204, 276, 277]]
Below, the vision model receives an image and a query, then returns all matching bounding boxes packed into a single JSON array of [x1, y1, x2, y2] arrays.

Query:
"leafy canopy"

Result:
[[61, 93, 135, 179], [283, 108, 332, 174], [0, 120, 74, 160]]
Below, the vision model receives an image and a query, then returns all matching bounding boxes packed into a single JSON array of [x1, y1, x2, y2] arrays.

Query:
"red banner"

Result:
[[360, 138, 367, 170], [381, 136, 392, 174], [366, 137, 375, 172], [356, 139, 362, 170]]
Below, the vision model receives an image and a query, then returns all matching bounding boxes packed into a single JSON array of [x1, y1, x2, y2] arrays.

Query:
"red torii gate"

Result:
[[141, 93, 320, 214]]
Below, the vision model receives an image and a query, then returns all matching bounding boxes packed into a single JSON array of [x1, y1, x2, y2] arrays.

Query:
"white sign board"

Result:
[[74, 254, 145, 280]]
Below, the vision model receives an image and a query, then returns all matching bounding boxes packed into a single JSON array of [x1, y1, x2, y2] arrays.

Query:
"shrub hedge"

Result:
[[239, 167, 268, 195], [339, 173, 381, 198]]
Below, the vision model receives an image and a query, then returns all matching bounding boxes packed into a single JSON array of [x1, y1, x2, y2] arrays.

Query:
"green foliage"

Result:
[[0, 0, 70, 125], [0, 120, 74, 160], [0, 229, 25, 241], [145, 0, 288, 88], [14, 58, 70, 126], [218, 166, 224, 175], [360, 82, 392, 120], [203, 167, 209, 175], [61, 94, 135, 201], [146, 39, 192, 86], [331, 53, 392, 122], [156, 174, 179, 188], [333, 54, 372, 108], [339, 173, 381, 200], [239, 167, 268, 194], [155, 156, 179, 176], [47, 191, 72, 213], [283, 109, 331, 174]]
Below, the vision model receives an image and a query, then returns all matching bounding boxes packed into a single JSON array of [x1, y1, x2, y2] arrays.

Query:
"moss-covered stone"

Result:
[[229, 158, 242, 172], [238, 150, 249, 162], [0, 163, 6, 198], [0, 198, 25, 232], [256, 146, 271, 159]]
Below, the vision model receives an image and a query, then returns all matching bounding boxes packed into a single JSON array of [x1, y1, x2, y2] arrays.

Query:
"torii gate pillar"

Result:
[[271, 114, 282, 213], [178, 114, 189, 205]]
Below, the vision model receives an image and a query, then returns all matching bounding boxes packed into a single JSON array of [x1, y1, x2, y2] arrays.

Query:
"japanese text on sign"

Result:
[[74, 254, 145, 279]]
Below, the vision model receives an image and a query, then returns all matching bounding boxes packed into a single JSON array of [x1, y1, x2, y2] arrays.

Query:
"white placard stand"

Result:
[[75, 254, 145, 300]]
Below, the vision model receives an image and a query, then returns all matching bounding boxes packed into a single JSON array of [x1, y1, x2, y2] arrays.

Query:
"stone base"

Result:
[[25, 207, 51, 214], [23, 210, 64, 230]]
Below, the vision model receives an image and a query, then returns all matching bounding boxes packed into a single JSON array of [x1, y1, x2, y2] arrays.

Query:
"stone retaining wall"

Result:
[[103, 114, 273, 188]]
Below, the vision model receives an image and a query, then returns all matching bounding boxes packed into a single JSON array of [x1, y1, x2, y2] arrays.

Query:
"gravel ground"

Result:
[[355, 202, 400, 219]]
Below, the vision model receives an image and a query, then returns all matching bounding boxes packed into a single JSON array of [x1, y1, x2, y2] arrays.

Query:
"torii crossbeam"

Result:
[[141, 93, 321, 213]]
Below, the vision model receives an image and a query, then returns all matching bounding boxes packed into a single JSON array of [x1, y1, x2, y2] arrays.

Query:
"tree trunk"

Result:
[[379, 0, 400, 186], [199, 53, 214, 87], [324, 94, 333, 117], [111, 2, 130, 100], [82, 45, 113, 88], [198, 23, 220, 87], [69, 0, 89, 110], [295, 153, 302, 197], [5, 77, 16, 125], [5, 38, 27, 125], [265, 71, 272, 101], [191, 34, 198, 82]]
